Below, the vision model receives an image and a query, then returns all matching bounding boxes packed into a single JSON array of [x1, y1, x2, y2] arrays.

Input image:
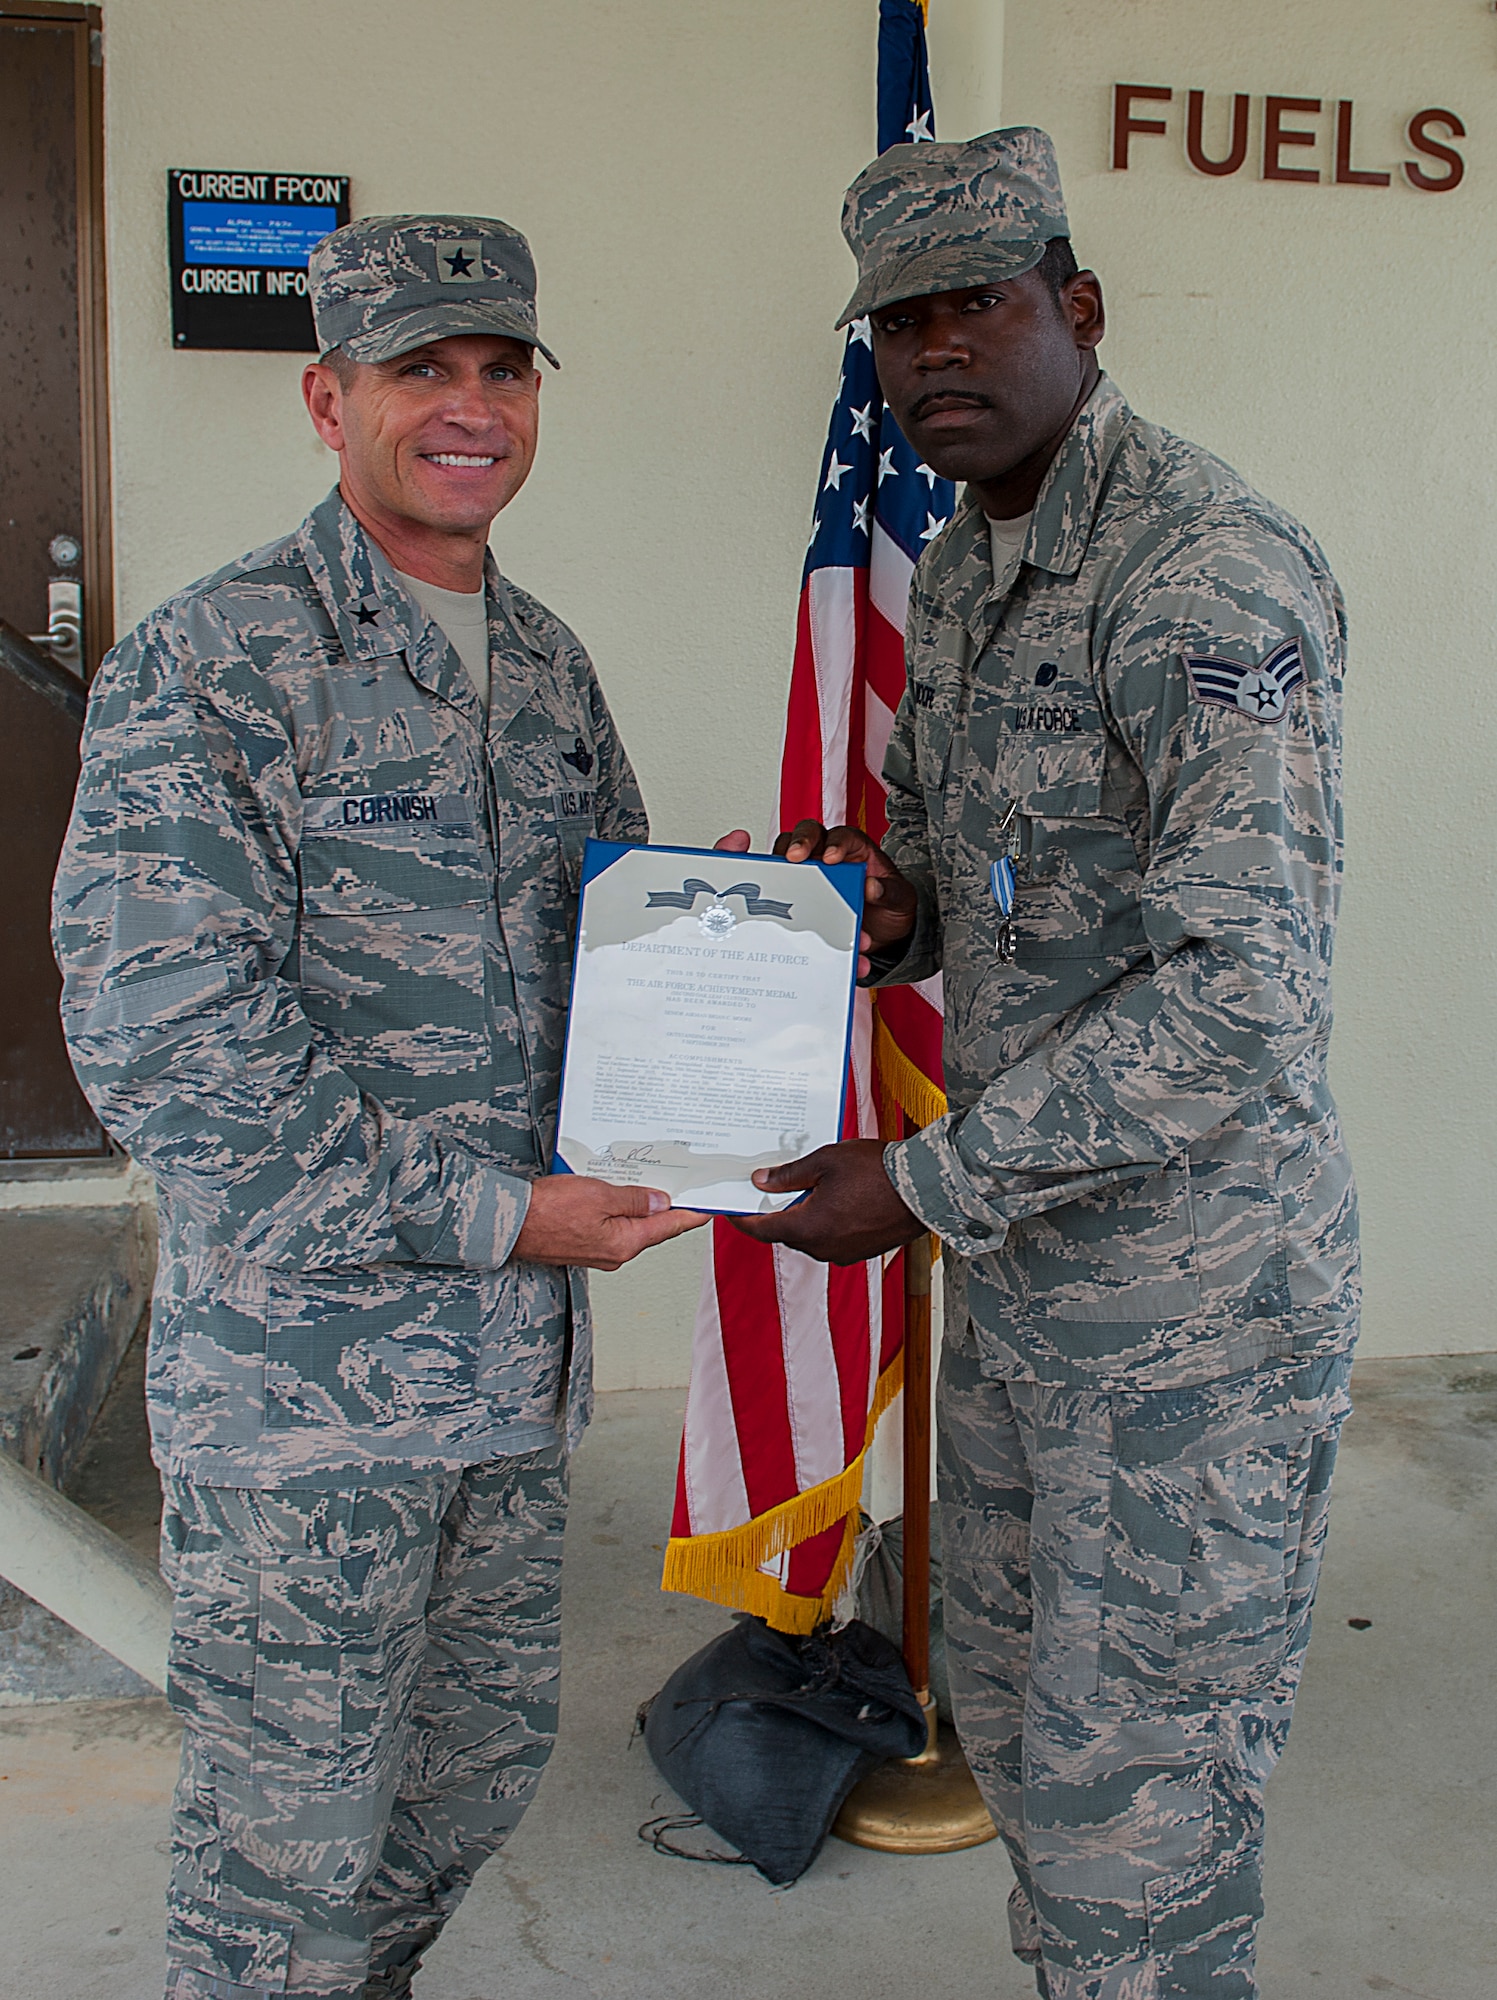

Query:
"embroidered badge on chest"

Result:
[[1184, 639, 1305, 723]]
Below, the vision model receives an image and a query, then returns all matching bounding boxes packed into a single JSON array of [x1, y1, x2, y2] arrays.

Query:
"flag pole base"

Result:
[[832, 1694, 998, 1855]]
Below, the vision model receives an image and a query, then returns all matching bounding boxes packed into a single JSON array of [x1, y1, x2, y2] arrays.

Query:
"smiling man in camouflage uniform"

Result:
[[729, 130, 1358, 1996], [54, 215, 705, 2000]]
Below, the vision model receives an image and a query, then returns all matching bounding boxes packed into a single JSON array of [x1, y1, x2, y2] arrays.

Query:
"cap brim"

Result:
[[338, 300, 560, 369], [835, 238, 1049, 328]]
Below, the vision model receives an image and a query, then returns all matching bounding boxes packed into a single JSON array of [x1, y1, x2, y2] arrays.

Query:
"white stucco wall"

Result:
[[97, 0, 1489, 1380]]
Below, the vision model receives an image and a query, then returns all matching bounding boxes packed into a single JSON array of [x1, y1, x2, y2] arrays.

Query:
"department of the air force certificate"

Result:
[[554, 842, 864, 1215]]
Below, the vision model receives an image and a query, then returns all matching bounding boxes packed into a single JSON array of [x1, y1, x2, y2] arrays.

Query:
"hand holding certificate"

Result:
[[554, 842, 864, 1214]]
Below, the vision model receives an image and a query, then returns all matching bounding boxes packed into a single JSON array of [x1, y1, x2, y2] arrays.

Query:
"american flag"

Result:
[[661, 0, 955, 1633]]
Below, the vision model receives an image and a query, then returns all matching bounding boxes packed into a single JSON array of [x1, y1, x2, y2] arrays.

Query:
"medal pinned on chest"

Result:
[[991, 801, 1020, 964]]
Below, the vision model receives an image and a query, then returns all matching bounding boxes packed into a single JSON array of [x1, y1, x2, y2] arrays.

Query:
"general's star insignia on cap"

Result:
[[436, 239, 485, 284], [1184, 638, 1305, 723]]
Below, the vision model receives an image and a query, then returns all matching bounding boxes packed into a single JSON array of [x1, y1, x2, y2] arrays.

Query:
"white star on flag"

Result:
[[849, 316, 873, 350], [917, 461, 939, 488], [852, 496, 871, 536], [850, 402, 875, 442], [919, 511, 945, 542], [906, 108, 934, 142], [878, 447, 898, 483], [824, 455, 852, 492]]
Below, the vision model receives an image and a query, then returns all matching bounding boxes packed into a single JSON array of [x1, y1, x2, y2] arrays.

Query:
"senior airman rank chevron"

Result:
[[1185, 638, 1306, 723], [663, 0, 954, 1635]]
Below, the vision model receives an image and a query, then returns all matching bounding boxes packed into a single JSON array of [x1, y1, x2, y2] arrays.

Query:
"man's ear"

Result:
[[1067, 272, 1106, 352], [302, 362, 347, 452]]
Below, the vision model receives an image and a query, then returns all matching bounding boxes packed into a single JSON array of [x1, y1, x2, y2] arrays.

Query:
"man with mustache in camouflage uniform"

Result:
[[729, 129, 1358, 1998], [54, 215, 705, 1999]]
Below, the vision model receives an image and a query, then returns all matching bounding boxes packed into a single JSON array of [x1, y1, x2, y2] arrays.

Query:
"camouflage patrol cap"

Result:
[[308, 214, 559, 368], [838, 126, 1068, 327]]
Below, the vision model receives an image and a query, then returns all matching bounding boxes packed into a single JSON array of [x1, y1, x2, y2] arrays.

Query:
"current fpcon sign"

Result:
[[168, 170, 350, 351]]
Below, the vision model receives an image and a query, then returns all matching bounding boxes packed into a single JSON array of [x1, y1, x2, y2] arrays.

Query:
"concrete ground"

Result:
[[1, 1357, 1493, 2000]]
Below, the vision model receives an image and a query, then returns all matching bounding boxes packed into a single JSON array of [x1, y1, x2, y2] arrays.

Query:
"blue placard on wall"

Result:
[[181, 202, 340, 268]]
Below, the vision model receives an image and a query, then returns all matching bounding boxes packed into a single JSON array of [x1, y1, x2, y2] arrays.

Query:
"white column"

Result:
[[925, 0, 1006, 142]]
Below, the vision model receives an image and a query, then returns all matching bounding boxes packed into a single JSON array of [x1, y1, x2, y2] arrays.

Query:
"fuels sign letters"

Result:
[[1111, 89, 1465, 191], [168, 170, 351, 351]]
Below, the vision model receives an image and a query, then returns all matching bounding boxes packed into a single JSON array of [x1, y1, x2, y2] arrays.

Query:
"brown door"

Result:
[[0, 4, 111, 1158]]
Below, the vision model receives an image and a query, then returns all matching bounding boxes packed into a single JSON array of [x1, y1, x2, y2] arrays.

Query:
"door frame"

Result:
[[0, 1, 112, 673]]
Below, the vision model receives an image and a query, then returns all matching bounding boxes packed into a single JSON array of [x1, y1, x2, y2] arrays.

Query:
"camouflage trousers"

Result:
[[938, 1340, 1353, 2000], [158, 1445, 567, 2000]]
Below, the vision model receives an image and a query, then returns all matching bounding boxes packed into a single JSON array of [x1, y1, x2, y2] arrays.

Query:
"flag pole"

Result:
[[832, 1226, 997, 1853], [900, 1231, 933, 1699]]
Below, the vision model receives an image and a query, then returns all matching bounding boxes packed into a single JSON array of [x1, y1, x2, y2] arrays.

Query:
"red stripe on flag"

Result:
[[863, 598, 908, 719], [880, 1255, 905, 1375], [670, 1434, 690, 1539], [784, 1517, 851, 1602], [781, 583, 826, 830], [715, 1229, 800, 1518]]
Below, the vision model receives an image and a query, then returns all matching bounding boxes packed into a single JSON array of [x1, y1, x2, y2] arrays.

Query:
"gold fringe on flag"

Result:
[[872, 1008, 948, 1131], [661, 1348, 905, 1634]]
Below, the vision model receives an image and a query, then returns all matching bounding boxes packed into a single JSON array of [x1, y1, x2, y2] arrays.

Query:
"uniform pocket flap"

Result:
[[165, 1893, 293, 1990]]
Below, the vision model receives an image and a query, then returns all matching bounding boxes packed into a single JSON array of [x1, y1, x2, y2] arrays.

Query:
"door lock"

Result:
[[29, 534, 84, 677]]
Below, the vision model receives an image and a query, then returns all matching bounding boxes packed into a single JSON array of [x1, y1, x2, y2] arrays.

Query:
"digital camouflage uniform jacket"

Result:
[[880, 376, 1359, 1388], [54, 490, 646, 1485]]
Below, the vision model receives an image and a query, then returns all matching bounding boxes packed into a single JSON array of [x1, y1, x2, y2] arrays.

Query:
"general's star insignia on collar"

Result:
[[353, 600, 382, 626], [437, 239, 484, 285], [1183, 638, 1305, 723]]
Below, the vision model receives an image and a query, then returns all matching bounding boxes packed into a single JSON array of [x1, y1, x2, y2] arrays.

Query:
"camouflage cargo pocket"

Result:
[[164, 1893, 293, 1992], [248, 1534, 434, 1795], [1097, 1382, 1345, 1705], [1100, 1444, 1290, 1703], [247, 1553, 347, 1784], [162, 1480, 447, 1796], [163, 1538, 344, 1787], [163, 1544, 259, 1770]]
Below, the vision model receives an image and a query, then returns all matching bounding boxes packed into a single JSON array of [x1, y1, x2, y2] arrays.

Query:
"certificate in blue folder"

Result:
[[553, 841, 865, 1215]]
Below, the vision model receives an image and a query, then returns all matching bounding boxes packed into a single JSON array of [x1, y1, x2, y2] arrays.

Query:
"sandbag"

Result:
[[641, 1614, 925, 1886]]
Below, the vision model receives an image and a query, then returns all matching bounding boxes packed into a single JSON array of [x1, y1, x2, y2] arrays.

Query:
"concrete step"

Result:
[[0, 1201, 155, 1485], [0, 1177, 158, 1704]]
